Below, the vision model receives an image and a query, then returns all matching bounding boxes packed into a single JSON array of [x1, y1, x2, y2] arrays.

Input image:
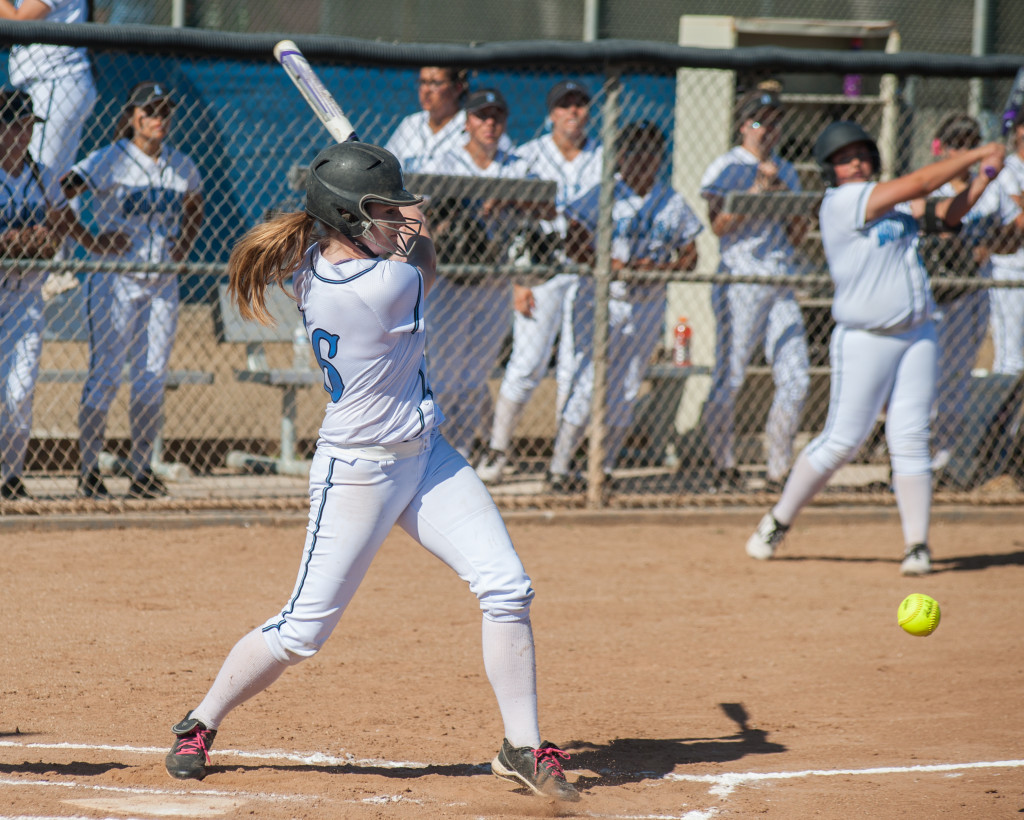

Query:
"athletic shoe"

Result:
[[475, 448, 508, 485], [900, 543, 932, 576], [78, 468, 110, 500], [746, 512, 789, 560], [1, 476, 30, 500], [491, 739, 581, 802], [711, 467, 745, 493], [165, 713, 217, 780], [127, 469, 168, 499]]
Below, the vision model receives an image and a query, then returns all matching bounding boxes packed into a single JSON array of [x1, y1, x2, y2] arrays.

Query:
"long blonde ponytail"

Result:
[[227, 211, 316, 325]]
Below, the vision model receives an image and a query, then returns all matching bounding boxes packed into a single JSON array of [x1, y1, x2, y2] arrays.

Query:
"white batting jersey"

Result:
[[71, 139, 201, 265], [819, 181, 933, 332], [0, 160, 68, 290], [991, 153, 1024, 270], [292, 245, 440, 450], [8, 0, 90, 86], [517, 134, 603, 238], [567, 177, 703, 266], [700, 146, 802, 277]]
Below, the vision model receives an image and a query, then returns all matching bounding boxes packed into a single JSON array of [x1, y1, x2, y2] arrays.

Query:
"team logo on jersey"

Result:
[[873, 211, 917, 247]]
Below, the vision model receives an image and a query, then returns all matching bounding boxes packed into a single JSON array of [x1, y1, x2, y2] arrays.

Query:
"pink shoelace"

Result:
[[533, 746, 570, 778], [175, 729, 213, 762]]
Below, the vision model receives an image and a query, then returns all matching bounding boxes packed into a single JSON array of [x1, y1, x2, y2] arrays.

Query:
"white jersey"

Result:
[[8, 0, 91, 86], [935, 177, 1019, 256], [567, 177, 703, 266], [517, 134, 603, 237], [293, 246, 441, 450], [0, 160, 68, 289], [71, 139, 201, 265], [819, 181, 933, 332], [700, 145, 802, 277], [991, 153, 1024, 271]]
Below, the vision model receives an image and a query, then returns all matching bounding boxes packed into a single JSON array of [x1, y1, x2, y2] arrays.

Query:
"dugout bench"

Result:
[[41, 284, 214, 480], [212, 281, 318, 476]]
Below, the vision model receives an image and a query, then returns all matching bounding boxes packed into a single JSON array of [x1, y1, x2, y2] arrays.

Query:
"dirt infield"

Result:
[[2, 508, 1023, 819]]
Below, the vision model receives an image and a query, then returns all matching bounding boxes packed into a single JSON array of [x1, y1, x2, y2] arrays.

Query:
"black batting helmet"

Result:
[[305, 142, 421, 239], [812, 121, 880, 187]]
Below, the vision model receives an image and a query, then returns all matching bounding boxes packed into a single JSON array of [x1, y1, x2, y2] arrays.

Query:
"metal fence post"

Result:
[[586, 66, 621, 508]]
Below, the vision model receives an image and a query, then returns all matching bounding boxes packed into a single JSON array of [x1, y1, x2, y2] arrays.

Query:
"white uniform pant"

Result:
[[426, 275, 511, 457], [805, 321, 937, 477], [989, 262, 1024, 376], [22, 70, 97, 177], [79, 273, 179, 472], [261, 433, 534, 661], [0, 285, 44, 481], [703, 281, 810, 481], [497, 273, 578, 407], [933, 289, 989, 456]]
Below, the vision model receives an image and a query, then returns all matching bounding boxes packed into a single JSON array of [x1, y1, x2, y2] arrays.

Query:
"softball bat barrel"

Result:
[[273, 39, 359, 143]]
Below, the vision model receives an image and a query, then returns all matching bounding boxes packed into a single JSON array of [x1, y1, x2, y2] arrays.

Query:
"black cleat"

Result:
[[127, 468, 168, 499], [78, 468, 110, 499], [491, 738, 581, 802], [166, 713, 217, 780], [1, 476, 30, 500]]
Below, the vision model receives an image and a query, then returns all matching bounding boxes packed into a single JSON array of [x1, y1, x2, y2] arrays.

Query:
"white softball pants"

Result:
[[703, 281, 810, 481], [989, 262, 1024, 376], [0, 285, 44, 481], [261, 432, 535, 661], [497, 273, 579, 406], [426, 275, 511, 457], [79, 273, 179, 474], [22, 70, 97, 177], [805, 321, 937, 477]]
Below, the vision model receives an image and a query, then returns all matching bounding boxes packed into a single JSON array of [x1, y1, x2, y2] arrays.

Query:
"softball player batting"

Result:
[[418, 88, 534, 458], [62, 82, 203, 499], [747, 121, 1004, 576], [549, 121, 702, 487], [989, 108, 1024, 376], [3, 0, 97, 178], [699, 87, 810, 493], [476, 80, 603, 484], [164, 142, 580, 803]]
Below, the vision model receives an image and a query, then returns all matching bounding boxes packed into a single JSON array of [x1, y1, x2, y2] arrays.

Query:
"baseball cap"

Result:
[[126, 81, 175, 110], [465, 88, 508, 115], [546, 80, 591, 112], [737, 89, 782, 123], [0, 89, 42, 124]]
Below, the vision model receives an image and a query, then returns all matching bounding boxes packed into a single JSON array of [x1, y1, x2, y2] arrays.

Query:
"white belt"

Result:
[[332, 435, 431, 463]]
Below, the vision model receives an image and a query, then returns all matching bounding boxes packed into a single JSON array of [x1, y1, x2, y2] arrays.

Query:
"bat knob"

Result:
[[984, 165, 998, 179]]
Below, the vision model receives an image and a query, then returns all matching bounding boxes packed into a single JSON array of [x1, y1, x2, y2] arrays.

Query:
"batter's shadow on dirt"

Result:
[[776, 548, 1024, 573], [209, 760, 490, 780], [0, 761, 131, 776], [563, 702, 785, 789]]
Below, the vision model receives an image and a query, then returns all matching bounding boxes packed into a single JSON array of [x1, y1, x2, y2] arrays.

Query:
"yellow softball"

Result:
[[898, 593, 941, 637]]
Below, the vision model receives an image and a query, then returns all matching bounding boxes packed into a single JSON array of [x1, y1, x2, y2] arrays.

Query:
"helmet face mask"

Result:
[[813, 121, 881, 186], [305, 142, 422, 254]]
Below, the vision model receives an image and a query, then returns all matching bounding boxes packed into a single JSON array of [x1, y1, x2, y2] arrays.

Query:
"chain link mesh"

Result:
[[1, 27, 1022, 513]]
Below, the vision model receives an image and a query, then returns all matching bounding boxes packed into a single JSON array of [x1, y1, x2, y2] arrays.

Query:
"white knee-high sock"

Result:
[[549, 422, 584, 476], [489, 395, 525, 453], [191, 629, 291, 730], [771, 452, 831, 527], [481, 617, 541, 749], [893, 472, 931, 547]]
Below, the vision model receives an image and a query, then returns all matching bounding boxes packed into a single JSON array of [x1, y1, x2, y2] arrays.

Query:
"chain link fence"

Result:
[[0, 24, 1022, 514]]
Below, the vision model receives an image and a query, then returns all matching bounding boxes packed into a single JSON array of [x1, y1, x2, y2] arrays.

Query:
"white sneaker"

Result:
[[475, 449, 508, 485], [900, 544, 932, 576], [746, 512, 788, 560]]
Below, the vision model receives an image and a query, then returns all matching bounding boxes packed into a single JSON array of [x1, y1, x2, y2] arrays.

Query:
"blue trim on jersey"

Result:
[[411, 270, 423, 333], [262, 456, 335, 633], [311, 259, 386, 285]]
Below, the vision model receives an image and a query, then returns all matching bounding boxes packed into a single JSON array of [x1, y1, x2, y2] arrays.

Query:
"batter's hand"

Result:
[[514, 283, 535, 317], [978, 142, 1006, 178]]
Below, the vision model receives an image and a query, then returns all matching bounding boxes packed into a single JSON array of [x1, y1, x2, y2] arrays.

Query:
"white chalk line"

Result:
[[0, 775, 302, 802], [665, 758, 1024, 796]]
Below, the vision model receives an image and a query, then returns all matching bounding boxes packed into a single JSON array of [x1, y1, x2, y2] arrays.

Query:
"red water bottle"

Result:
[[673, 316, 692, 367]]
